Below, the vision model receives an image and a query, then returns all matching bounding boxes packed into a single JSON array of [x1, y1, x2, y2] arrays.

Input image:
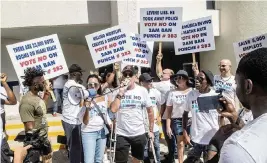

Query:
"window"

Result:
[[206, 0, 215, 10]]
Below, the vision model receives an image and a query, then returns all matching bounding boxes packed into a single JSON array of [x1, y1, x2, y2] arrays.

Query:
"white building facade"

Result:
[[1, 0, 267, 96]]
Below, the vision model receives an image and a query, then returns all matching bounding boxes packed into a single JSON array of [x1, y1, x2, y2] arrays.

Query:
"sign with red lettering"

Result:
[[122, 34, 154, 67], [85, 25, 131, 68], [6, 34, 68, 84], [140, 7, 183, 41], [233, 33, 267, 63], [174, 16, 215, 55]]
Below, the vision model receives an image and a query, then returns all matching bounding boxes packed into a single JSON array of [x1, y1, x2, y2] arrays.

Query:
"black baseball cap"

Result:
[[69, 64, 85, 73], [139, 73, 153, 82]]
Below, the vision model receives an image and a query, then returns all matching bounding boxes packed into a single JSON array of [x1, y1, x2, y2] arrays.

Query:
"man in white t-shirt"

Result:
[[139, 73, 162, 163], [62, 64, 85, 163], [110, 66, 154, 163], [154, 52, 177, 162], [211, 48, 267, 163], [51, 75, 67, 116], [183, 70, 219, 162], [1, 73, 17, 133]]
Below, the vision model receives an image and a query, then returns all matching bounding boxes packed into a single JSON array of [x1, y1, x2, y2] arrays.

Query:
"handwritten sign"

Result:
[[6, 34, 69, 83], [233, 33, 267, 63], [140, 7, 183, 41], [85, 25, 131, 68], [174, 16, 215, 55], [122, 34, 154, 68]]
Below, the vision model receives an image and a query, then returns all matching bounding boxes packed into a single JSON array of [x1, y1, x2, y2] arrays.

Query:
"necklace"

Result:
[[220, 75, 232, 82]]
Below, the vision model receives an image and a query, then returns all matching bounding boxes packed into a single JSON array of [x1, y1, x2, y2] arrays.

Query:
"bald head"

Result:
[[161, 68, 174, 80], [219, 59, 232, 76]]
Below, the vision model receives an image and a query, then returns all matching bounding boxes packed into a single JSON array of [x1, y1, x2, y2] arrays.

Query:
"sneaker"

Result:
[[53, 112, 57, 117], [103, 154, 110, 163]]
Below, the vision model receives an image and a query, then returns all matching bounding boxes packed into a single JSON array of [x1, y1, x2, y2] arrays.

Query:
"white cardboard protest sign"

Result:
[[140, 7, 183, 41], [233, 33, 267, 63], [122, 34, 154, 68], [6, 34, 69, 84], [174, 16, 215, 55], [85, 25, 131, 68]]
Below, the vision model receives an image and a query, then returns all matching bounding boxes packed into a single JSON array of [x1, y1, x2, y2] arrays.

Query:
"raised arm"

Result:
[[156, 52, 163, 79], [1, 73, 17, 105]]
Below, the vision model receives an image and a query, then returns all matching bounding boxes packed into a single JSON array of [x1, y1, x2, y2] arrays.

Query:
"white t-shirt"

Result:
[[53, 75, 66, 89], [238, 108, 253, 124], [148, 88, 161, 132], [185, 89, 219, 145], [219, 113, 267, 163], [166, 88, 192, 118], [214, 75, 240, 110], [116, 84, 152, 137], [0, 86, 7, 114], [152, 80, 176, 119], [80, 95, 111, 132], [62, 80, 86, 125], [0, 115, 2, 161]]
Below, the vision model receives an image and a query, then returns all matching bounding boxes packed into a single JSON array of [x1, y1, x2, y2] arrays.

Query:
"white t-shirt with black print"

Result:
[[116, 84, 153, 137], [185, 89, 219, 145], [148, 88, 161, 133], [80, 95, 111, 132], [166, 88, 192, 118], [152, 80, 176, 119]]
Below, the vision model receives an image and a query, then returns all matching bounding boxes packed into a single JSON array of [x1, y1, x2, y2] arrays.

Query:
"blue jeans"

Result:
[[82, 128, 107, 163], [53, 88, 63, 113], [144, 131, 160, 163], [162, 119, 177, 162], [171, 118, 183, 136]]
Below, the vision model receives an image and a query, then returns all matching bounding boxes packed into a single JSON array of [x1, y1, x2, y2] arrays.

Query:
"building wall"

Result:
[[200, 1, 267, 75]]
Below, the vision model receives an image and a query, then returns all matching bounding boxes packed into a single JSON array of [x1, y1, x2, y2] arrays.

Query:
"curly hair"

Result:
[[236, 47, 267, 92], [22, 67, 45, 87]]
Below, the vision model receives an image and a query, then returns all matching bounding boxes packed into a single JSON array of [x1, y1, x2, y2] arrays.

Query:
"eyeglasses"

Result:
[[122, 71, 133, 78], [218, 65, 227, 67], [87, 82, 99, 88]]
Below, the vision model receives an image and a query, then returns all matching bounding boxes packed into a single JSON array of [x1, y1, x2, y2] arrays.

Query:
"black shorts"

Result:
[[115, 134, 147, 162]]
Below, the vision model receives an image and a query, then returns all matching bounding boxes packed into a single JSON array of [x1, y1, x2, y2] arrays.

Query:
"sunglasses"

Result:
[[144, 79, 153, 83], [196, 76, 205, 83], [122, 71, 133, 78], [87, 82, 99, 88], [174, 76, 184, 81]]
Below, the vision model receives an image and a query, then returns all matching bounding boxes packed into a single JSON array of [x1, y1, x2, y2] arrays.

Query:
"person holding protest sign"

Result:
[[110, 65, 154, 163], [166, 70, 192, 163], [206, 48, 267, 163], [1, 73, 17, 133], [154, 52, 176, 162], [79, 74, 112, 163], [182, 70, 219, 162], [139, 73, 161, 163], [19, 67, 52, 162], [61, 64, 85, 163]]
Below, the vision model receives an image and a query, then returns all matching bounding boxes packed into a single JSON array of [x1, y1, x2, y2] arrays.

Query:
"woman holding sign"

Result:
[[80, 74, 112, 163]]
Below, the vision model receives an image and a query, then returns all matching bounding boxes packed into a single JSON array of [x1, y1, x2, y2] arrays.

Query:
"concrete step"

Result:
[[5, 113, 66, 151]]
